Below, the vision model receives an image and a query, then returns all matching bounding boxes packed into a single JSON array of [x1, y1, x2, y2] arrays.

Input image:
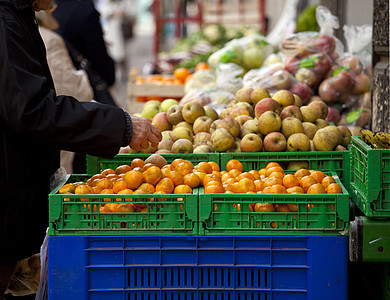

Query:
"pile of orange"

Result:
[[58, 158, 217, 213], [202, 159, 342, 195]]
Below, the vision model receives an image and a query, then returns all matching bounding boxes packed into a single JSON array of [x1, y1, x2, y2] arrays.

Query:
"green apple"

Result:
[[161, 98, 179, 112], [141, 103, 161, 119]]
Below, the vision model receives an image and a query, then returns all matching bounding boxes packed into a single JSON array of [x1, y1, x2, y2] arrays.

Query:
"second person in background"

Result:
[[100, 0, 136, 81]]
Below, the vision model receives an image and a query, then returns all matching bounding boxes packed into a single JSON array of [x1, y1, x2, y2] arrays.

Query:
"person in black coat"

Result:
[[52, 0, 116, 90], [0, 0, 161, 297]]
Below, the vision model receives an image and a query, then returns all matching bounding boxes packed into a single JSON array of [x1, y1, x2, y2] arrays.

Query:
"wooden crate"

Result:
[[127, 68, 185, 109]]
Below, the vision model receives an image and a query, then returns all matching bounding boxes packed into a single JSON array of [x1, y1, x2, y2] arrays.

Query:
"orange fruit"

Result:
[[262, 187, 272, 194], [131, 158, 145, 169], [268, 172, 284, 180], [59, 183, 76, 194], [103, 203, 118, 212], [264, 176, 283, 188], [116, 203, 136, 212], [326, 183, 343, 194], [236, 178, 256, 193], [101, 168, 115, 176], [116, 189, 134, 202], [321, 176, 336, 189], [300, 175, 318, 192], [254, 203, 275, 212], [170, 158, 186, 170], [142, 166, 163, 186], [237, 172, 256, 182], [282, 174, 300, 189], [286, 186, 304, 194], [175, 162, 193, 176], [266, 162, 281, 169], [204, 184, 225, 194], [194, 62, 210, 72], [184, 74, 194, 84], [265, 167, 284, 177], [275, 203, 290, 212], [226, 159, 244, 172], [100, 188, 114, 202], [248, 170, 260, 180], [259, 168, 267, 176], [224, 177, 238, 186], [142, 163, 155, 172], [155, 177, 175, 194], [161, 165, 171, 178], [287, 203, 299, 212], [310, 171, 326, 184], [194, 171, 206, 186], [113, 179, 128, 194], [123, 170, 144, 190], [294, 169, 311, 180], [307, 183, 326, 194], [115, 164, 131, 175], [95, 178, 113, 190], [174, 184, 193, 194], [228, 169, 242, 178], [195, 162, 213, 174], [221, 173, 233, 182], [167, 170, 184, 186], [75, 184, 93, 195], [203, 173, 221, 187], [137, 183, 155, 194], [254, 179, 264, 192], [174, 67, 191, 83], [208, 162, 220, 172], [269, 184, 287, 194], [183, 173, 201, 188]]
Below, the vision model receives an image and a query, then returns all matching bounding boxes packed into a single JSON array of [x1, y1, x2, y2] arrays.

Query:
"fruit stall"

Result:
[[45, 2, 390, 300]]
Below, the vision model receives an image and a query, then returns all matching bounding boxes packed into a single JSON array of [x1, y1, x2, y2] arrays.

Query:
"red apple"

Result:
[[152, 112, 172, 132], [289, 82, 312, 104], [325, 106, 341, 124], [351, 73, 371, 95], [332, 71, 353, 93], [263, 132, 287, 152], [254, 98, 281, 118], [315, 35, 336, 55]]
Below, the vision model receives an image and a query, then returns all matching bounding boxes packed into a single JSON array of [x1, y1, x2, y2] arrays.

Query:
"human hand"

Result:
[[129, 116, 162, 152], [31, 0, 54, 11]]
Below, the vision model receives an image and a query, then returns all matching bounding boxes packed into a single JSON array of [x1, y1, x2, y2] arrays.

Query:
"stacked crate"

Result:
[[349, 136, 390, 299], [48, 152, 350, 299]]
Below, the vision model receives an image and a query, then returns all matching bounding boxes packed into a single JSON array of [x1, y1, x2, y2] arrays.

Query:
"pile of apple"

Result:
[[144, 86, 351, 154]]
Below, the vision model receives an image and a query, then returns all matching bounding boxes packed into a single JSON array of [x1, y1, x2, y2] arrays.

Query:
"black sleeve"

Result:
[[79, 9, 116, 86], [0, 18, 129, 159]]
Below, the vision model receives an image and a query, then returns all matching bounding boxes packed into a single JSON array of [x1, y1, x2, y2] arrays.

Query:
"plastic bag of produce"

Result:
[[184, 69, 216, 94], [215, 63, 244, 94], [318, 24, 372, 105], [338, 92, 371, 134], [207, 34, 274, 72], [180, 88, 235, 114], [243, 62, 313, 103], [280, 6, 344, 89]]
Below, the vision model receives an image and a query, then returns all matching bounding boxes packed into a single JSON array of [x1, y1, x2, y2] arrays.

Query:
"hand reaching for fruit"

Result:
[[129, 116, 162, 152]]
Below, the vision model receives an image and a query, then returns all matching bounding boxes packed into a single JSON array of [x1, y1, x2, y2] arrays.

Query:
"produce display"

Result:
[[128, 86, 352, 155], [360, 129, 390, 149], [155, 24, 260, 73], [58, 154, 342, 215]]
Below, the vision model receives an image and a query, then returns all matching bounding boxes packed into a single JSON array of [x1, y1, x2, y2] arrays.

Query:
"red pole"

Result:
[[259, 0, 266, 34], [152, 0, 160, 58]]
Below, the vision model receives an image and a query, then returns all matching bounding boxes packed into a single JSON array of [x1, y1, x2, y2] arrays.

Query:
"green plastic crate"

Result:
[[199, 172, 349, 235], [87, 153, 220, 174], [350, 136, 390, 218], [220, 151, 351, 192], [49, 175, 199, 236]]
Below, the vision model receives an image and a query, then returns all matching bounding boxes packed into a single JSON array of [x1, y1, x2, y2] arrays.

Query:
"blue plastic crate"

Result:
[[48, 235, 348, 300]]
